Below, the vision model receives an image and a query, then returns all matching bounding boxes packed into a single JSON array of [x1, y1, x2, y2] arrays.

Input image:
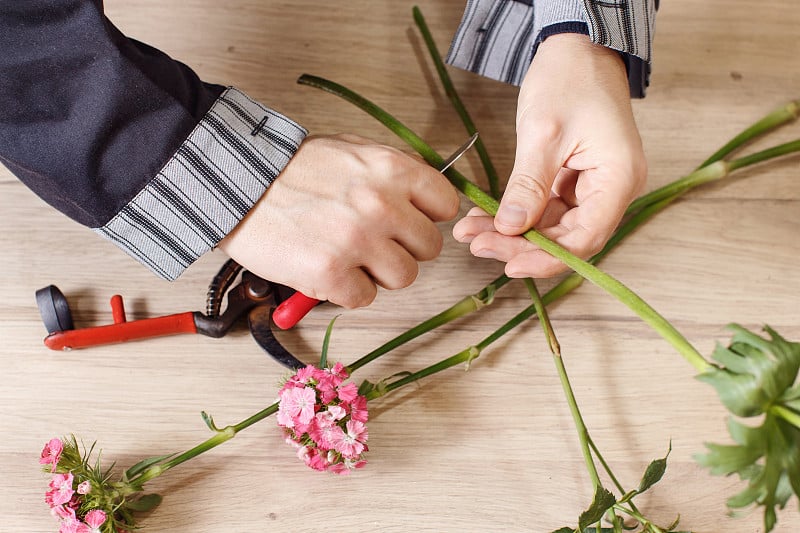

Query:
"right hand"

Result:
[[218, 134, 460, 309]]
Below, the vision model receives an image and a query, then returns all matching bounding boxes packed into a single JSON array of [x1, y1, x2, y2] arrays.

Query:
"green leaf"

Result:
[[550, 528, 574, 533], [638, 442, 671, 493], [319, 315, 340, 368], [578, 486, 617, 530], [696, 324, 800, 418], [696, 412, 800, 532], [201, 410, 220, 432], [125, 493, 162, 512], [357, 379, 376, 397], [124, 453, 176, 480]]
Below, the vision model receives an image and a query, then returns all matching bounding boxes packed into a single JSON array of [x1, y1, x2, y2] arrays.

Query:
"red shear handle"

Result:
[[272, 292, 319, 330], [43, 312, 198, 350]]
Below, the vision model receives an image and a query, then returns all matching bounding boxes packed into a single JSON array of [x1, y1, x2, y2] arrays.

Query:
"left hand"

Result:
[[452, 33, 647, 278]]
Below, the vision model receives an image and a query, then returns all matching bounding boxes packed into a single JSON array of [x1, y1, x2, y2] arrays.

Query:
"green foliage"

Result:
[[695, 324, 800, 531], [637, 443, 671, 494], [696, 324, 800, 417], [578, 486, 617, 530], [319, 315, 341, 368]]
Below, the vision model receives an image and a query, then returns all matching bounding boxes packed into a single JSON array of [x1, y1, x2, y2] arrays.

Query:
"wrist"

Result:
[[531, 32, 629, 96]]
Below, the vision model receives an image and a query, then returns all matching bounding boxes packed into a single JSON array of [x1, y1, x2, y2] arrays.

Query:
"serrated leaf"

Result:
[[124, 453, 176, 480], [125, 493, 162, 512], [697, 411, 800, 532], [577, 486, 616, 530], [638, 442, 671, 493], [696, 325, 800, 418]]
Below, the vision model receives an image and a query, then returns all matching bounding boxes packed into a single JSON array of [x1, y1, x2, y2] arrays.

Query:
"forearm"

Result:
[[0, 0, 306, 279]]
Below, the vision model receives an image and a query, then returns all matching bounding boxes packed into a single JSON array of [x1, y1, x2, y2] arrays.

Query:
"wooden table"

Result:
[[2, 1, 798, 531]]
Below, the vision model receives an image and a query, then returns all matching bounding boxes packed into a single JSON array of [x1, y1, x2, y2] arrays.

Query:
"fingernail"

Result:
[[474, 248, 497, 260], [496, 203, 527, 228]]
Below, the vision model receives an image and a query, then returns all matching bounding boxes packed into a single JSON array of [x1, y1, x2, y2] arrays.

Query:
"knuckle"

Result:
[[508, 172, 551, 203], [343, 285, 377, 309], [393, 261, 419, 289], [417, 230, 443, 261], [354, 186, 392, 220]]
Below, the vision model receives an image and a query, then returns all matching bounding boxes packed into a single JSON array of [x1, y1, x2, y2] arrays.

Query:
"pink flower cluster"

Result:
[[277, 363, 369, 474], [40, 438, 109, 533]]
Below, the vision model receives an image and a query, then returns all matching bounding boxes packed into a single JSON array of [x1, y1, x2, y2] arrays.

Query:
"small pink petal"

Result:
[[84, 509, 107, 529], [39, 438, 64, 472]]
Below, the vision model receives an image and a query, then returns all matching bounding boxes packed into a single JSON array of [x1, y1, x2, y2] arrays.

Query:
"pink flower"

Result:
[[76, 481, 92, 495], [40, 438, 64, 472], [277, 386, 317, 428], [84, 509, 107, 530], [293, 365, 317, 384], [46, 472, 75, 507], [277, 363, 370, 474], [328, 457, 368, 475], [331, 420, 368, 458], [348, 395, 369, 423], [51, 505, 76, 521], [309, 419, 344, 450], [337, 382, 358, 402]]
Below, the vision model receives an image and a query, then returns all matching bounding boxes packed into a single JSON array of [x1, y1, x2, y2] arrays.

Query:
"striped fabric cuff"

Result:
[[583, 0, 656, 63], [446, 0, 536, 86], [94, 87, 307, 280], [446, 0, 655, 91], [445, 0, 585, 87]]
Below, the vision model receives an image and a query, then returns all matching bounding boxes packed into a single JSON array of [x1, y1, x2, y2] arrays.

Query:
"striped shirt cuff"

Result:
[[94, 87, 307, 281], [446, 0, 655, 94]]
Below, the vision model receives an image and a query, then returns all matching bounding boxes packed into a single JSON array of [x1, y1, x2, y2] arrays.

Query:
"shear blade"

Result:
[[248, 306, 306, 370]]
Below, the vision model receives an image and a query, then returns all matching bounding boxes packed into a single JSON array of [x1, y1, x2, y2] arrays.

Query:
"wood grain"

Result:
[[1, 1, 798, 531]]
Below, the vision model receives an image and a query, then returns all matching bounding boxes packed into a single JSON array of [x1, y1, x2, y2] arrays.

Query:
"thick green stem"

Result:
[[297, 74, 711, 373], [523, 278, 560, 355], [347, 274, 511, 372], [524, 277, 602, 489], [697, 100, 799, 168], [412, 6, 501, 199], [134, 425, 238, 484], [627, 138, 800, 215], [772, 405, 800, 428], [370, 274, 586, 399]]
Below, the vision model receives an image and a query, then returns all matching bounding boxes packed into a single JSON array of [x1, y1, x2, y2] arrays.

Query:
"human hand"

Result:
[[453, 33, 647, 278], [218, 134, 460, 308]]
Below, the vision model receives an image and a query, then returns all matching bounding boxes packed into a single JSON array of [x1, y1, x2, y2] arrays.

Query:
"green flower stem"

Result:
[[297, 74, 711, 373], [523, 278, 560, 356], [728, 138, 800, 171], [369, 274, 586, 399], [772, 404, 800, 428], [628, 99, 799, 215], [587, 436, 646, 520], [626, 138, 800, 215], [347, 274, 512, 373], [134, 404, 283, 484], [552, 339, 603, 489], [412, 5, 501, 199], [524, 277, 603, 490], [697, 99, 799, 169]]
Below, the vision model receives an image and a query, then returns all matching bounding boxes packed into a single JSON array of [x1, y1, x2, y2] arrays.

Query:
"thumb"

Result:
[[495, 125, 563, 235]]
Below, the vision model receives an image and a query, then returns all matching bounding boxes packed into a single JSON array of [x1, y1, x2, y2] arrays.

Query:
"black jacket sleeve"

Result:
[[0, 1, 306, 279]]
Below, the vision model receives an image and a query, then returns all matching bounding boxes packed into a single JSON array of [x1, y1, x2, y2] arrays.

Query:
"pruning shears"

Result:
[[271, 132, 481, 330], [36, 259, 306, 369]]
